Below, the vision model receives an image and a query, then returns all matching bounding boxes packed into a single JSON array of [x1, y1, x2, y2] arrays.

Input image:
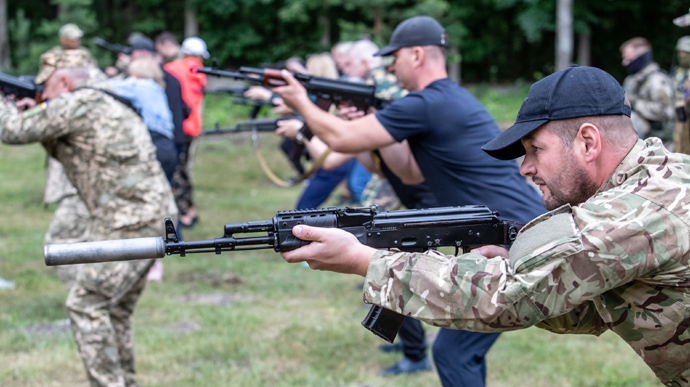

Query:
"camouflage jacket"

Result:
[[368, 67, 407, 100], [673, 67, 690, 105], [623, 63, 675, 134], [364, 138, 690, 386], [0, 86, 177, 238]]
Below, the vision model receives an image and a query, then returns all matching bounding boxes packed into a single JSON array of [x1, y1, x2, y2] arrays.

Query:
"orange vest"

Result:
[[164, 57, 206, 137]]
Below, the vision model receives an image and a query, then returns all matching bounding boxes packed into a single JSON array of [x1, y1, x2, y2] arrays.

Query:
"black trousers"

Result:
[[149, 131, 178, 184]]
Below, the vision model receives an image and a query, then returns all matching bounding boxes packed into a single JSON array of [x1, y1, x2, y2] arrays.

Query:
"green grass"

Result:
[[0, 88, 662, 386]]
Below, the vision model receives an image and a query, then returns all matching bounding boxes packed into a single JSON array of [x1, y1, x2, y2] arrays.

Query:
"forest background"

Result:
[[1, 0, 690, 84]]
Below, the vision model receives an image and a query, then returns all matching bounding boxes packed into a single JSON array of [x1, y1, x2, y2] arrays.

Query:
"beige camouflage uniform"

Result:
[[39, 46, 97, 77], [0, 76, 177, 387], [623, 62, 676, 144], [364, 138, 690, 386], [37, 50, 103, 290]]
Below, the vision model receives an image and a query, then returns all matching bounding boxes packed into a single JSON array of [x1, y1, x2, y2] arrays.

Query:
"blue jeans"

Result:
[[346, 161, 372, 204], [295, 160, 354, 210]]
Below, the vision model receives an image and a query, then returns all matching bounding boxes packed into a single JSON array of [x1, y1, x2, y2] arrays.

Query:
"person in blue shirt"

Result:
[[109, 58, 177, 182], [274, 16, 545, 387]]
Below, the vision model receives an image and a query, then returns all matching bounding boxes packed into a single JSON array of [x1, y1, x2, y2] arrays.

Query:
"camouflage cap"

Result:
[[59, 23, 83, 40], [35, 49, 93, 84], [677, 36, 690, 52]]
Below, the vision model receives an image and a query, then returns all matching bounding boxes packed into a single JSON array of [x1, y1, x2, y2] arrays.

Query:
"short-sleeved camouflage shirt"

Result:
[[364, 138, 690, 386]]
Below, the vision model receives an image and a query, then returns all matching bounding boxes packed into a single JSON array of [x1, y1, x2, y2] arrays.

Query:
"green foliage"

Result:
[[4, 2, 690, 85]]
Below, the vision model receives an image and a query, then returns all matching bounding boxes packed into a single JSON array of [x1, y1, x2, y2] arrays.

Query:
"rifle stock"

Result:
[[44, 205, 524, 343]]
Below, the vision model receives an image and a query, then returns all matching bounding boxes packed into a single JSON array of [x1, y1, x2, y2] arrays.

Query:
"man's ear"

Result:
[[575, 123, 602, 162], [412, 46, 425, 67]]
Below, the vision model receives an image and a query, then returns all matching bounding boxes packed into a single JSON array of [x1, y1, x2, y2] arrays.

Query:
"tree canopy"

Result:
[[4, 0, 690, 83]]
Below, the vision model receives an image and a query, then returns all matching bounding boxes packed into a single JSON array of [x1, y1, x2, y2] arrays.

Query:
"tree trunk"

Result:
[[318, 3, 330, 48], [185, 0, 199, 38], [373, 8, 382, 38], [577, 32, 591, 66], [555, 0, 573, 71], [0, 0, 10, 70]]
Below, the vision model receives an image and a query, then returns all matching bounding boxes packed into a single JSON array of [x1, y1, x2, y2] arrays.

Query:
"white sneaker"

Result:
[[0, 276, 15, 290]]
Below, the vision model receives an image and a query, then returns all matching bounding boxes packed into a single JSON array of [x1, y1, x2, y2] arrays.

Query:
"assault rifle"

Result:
[[203, 87, 274, 108], [195, 66, 392, 112], [202, 117, 294, 136], [0, 73, 43, 100], [44, 205, 524, 343], [92, 37, 132, 55]]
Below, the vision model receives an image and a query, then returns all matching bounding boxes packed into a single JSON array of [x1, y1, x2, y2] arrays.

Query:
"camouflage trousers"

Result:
[[673, 104, 690, 155], [66, 224, 159, 387], [171, 136, 196, 215], [360, 174, 402, 212], [44, 194, 90, 291]]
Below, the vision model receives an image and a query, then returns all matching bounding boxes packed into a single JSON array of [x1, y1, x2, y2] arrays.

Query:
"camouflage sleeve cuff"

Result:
[[362, 249, 406, 308]]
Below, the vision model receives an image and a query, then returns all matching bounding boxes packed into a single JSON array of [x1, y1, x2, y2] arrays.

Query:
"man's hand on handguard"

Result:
[[338, 106, 366, 121], [244, 86, 272, 101], [280, 226, 377, 277], [275, 119, 303, 140], [272, 70, 311, 111], [470, 245, 509, 258]]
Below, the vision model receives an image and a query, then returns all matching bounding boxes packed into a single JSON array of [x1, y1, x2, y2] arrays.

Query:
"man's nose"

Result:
[[519, 157, 535, 177]]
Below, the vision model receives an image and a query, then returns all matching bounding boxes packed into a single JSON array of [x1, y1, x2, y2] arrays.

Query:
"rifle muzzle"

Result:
[[44, 237, 166, 266]]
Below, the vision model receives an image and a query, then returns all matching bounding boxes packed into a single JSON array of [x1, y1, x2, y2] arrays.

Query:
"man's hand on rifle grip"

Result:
[[272, 70, 310, 112]]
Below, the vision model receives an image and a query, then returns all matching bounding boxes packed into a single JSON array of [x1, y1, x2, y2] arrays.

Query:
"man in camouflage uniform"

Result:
[[0, 66, 177, 386], [36, 49, 103, 290], [42, 24, 97, 69], [673, 36, 690, 154], [281, 65, 690, 386], [620, 37, 675, 146]]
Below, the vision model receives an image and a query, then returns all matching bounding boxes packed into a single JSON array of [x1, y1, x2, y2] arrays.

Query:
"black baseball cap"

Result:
[[374, 16, 448, 56], [482, 65, 632, 160], [130, 37, 156, 53]]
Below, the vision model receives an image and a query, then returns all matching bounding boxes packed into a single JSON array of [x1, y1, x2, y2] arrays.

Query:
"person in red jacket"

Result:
[[164, 37, 208, 228]]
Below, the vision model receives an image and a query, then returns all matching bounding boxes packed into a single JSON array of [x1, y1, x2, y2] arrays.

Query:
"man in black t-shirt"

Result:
[[274, 16, 545, 387]]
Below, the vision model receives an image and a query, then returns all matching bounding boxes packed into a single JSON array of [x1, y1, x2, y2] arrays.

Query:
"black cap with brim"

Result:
[[482, 119, 548, 160], [374, 45, 400, 57], [481, 65, 631, 160], [374, 16, 448, 57], [131, 37, 156, 53]]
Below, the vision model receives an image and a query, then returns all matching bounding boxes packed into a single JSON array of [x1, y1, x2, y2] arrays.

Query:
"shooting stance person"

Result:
[[275, 15, 545, 384], [0, 66, 177, 386], [280, 65, 690, 387]]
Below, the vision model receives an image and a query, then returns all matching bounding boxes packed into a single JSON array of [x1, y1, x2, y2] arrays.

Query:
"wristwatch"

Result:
[[295, 124, 312, 144]]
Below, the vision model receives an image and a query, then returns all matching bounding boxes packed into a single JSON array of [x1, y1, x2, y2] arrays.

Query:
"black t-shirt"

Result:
[[375, 78, 544, 223]]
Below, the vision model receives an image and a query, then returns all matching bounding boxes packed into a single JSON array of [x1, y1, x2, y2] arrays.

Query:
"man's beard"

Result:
[[536, 158, 599, 211]]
